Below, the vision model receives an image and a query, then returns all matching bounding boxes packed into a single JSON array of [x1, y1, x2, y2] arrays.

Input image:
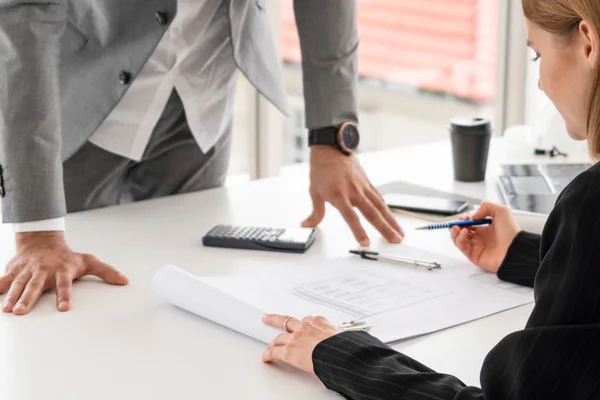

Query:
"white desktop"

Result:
[[0, 137, 592, 400]]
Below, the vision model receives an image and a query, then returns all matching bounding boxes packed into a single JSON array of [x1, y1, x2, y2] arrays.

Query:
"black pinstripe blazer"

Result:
[[312, 163, 600, 400]]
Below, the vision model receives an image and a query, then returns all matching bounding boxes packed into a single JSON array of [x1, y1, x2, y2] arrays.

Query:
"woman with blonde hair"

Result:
[[260, 0, 600, 398]]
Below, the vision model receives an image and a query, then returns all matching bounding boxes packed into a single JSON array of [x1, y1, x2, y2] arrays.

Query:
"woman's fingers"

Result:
[[451, 226, 461, 242], [262, 314, 338, 373], [451, 226, 474, 243], [271, 333, 293, 347], [455, 227, 473, 256], [262, 344, 288, 363], [262, 314, 302, 333], [472, 201, 506, 220]]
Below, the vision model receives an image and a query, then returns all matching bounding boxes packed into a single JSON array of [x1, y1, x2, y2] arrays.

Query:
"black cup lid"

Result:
[[449, 117, 492, 134]]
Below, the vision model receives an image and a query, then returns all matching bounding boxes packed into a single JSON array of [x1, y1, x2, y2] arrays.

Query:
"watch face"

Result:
[[341, 124, 360, 151]]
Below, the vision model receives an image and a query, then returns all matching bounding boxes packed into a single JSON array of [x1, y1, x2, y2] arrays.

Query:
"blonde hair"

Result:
[[523, 0, 600, 160]]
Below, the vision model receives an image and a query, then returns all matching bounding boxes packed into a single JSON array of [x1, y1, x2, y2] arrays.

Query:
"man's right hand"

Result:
[[0, 232, 129, 315]]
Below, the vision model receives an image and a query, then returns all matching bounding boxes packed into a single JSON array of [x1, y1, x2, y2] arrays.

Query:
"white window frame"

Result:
[[496, 0, 529, 135], [247, 0, 284, 180]]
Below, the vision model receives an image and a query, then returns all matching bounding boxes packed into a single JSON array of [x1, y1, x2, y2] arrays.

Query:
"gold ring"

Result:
[[283, 316, 294, 333]]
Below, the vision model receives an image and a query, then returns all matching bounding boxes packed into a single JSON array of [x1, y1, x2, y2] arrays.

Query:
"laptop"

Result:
[[497, 163, 592, 215]]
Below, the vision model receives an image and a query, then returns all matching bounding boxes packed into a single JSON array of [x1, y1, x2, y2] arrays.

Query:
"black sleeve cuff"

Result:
[[312, 331, 472, 399], [312, 331, 435, 398], [497, 231, 542, 288], [313, 331, 383, 395]]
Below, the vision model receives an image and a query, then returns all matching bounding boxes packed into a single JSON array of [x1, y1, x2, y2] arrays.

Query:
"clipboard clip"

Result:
[[338, 320, 373, 332]]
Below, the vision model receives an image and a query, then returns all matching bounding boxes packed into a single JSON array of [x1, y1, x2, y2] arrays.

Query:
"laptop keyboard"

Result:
[[539, 163, 591, 192], [498, 163, 592, 214], [508, 176, 553, 195]]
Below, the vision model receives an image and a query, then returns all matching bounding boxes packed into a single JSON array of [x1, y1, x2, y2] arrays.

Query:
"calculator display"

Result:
[[277, 228, 314, 243]]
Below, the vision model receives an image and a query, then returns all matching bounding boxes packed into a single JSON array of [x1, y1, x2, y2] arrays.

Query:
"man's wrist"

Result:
[[309, 146, 355, 168], [15, 231, 66, 251], [13, 217, 66, 233]]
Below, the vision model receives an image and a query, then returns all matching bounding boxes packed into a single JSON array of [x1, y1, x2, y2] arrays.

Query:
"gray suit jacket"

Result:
[[0, 0, 358, 223]]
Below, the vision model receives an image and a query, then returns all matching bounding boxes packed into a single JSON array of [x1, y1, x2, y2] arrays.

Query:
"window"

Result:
[[280, 0, 501, 164]]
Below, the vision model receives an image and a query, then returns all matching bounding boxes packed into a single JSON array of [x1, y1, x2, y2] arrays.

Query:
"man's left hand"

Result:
[[302, 146, 404, 247]]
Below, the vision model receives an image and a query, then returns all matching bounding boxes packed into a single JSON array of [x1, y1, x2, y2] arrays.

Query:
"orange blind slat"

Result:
[[281, 0, 498, 103]]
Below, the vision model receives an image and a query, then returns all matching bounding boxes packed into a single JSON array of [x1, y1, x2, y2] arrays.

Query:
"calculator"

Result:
[[202, 225, 317, 253]]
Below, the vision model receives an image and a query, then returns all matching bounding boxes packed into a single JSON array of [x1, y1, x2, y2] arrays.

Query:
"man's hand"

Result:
[[0, 232, 129, 315], [302, 146, 404, 246]]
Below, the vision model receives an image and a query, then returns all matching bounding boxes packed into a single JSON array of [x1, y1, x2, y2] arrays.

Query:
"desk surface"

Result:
[[0, 138, 591, 399]]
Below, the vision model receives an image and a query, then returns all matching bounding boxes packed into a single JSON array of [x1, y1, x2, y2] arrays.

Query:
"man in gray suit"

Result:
[[0, 0, 404, 315]]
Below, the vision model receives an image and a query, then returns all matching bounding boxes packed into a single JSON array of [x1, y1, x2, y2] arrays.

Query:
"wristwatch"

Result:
[[308, 122, 360, 155]]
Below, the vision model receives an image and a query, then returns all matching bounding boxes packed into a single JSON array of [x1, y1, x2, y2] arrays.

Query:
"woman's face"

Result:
[[526, 19, 597, 140]]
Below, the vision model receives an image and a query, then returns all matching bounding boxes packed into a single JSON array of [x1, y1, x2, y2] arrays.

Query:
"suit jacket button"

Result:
[[155, 11, 168, 26], [119, 71, 132, 85]]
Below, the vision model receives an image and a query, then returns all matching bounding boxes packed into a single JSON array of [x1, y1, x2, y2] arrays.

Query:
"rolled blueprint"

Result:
[[153, 265, 281, 344]]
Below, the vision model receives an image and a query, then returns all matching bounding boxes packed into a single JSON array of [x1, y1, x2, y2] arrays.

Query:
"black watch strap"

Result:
[[308, 126, 340, 148]]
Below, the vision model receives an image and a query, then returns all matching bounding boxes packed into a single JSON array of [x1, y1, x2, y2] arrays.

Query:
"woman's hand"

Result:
[[261, 314, 341, 373], [451, 202, 520, 273]]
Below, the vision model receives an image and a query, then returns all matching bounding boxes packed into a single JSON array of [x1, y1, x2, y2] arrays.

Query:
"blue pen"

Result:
[[414, 217, 493, 231]]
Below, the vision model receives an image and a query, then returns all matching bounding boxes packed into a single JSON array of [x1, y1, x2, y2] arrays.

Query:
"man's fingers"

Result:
[[262, 344, 288, 363], [0, 273, 14, 295], [356, 195, 402, 244], [334, 199, 370, 247], [369, 183, 386, 202], [262, 314, 302, 333], [83, 255, 129, 286], [55, 272, 73, 312], [302, 193, 326, 228], [13, 272, 48, 315], [2, 273, 31, 313], [365, 189, 404, 239]]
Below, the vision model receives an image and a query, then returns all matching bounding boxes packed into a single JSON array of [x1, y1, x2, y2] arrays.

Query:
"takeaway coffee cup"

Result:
[[449, 117, 492, 182]]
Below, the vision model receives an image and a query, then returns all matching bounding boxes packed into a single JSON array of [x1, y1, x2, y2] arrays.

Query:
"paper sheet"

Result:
[[154, 246, 533, 344], [287, 272, 449, 319], [153, 265, 281, 343]]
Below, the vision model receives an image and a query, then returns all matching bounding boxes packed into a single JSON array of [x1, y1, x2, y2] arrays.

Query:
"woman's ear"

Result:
[[579, 20, 598, 68]]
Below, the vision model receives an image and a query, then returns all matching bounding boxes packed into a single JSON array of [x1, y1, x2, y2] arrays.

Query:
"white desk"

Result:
[[0, 138, 591, 399]]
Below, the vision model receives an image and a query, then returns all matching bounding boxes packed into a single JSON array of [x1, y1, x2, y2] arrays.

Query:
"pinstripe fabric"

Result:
[[313, 163, 600, 400], [497, 231, 541, 288]]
